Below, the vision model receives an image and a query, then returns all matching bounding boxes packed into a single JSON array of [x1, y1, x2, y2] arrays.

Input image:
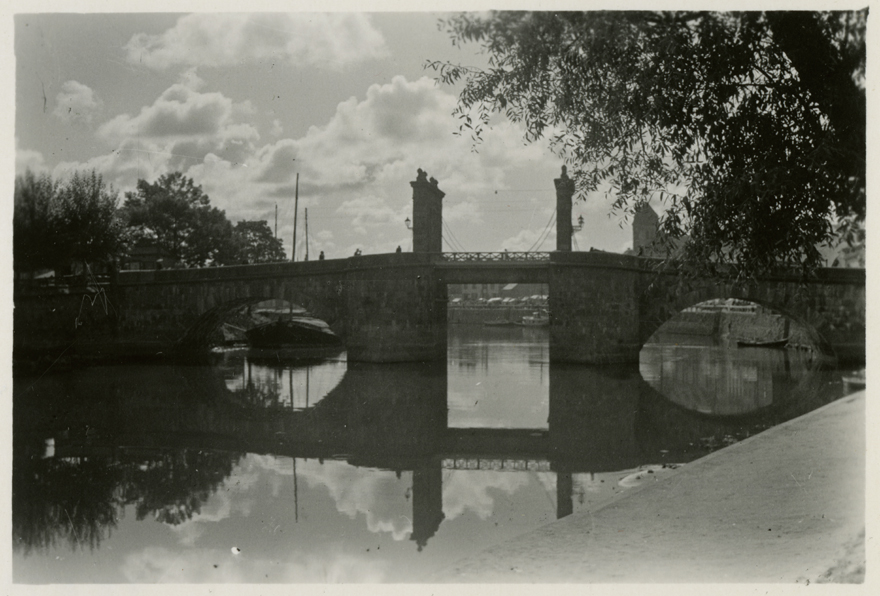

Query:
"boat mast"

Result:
[[304, 208, 309, 261], [292, 173, 299, 261]]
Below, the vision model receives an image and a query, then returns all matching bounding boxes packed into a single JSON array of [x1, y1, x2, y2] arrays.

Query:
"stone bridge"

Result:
[[14, 250, 865, 365], [13, 169, 865, 365]]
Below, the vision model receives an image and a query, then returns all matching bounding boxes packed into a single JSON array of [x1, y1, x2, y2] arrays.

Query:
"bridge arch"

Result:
[[638, 274, 865, 362], [175, 291, 344, 351]]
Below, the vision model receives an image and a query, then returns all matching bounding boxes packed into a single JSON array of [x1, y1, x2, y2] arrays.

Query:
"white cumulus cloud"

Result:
[[53, 80, 102, 124], [125, 13, 388, 71], [442, 470, 530, 521], [91, 84, 259, 179], [297, 459, 413, 541], [336, 195, 403, 235], [52, 74, 573, 258], [98, 84, 255, 144]]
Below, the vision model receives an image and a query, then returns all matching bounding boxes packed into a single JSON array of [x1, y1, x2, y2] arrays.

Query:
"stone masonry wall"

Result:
[[112, 260, 348, 358], [548, 252, 643, 364], [344, 254, 447, 362], [14, 254, 449, 364]]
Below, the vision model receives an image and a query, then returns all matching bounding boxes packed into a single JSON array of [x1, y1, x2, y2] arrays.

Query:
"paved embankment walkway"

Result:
[[438, 391, 866, 583]]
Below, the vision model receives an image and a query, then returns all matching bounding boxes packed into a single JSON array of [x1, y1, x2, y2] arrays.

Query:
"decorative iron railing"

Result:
[[440, 251, 551, 263], [442, 458, 552, 472]]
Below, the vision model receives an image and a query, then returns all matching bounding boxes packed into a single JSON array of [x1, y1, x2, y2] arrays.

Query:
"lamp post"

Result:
[[403, 217, 413, 252], [571, 214, 585, 251]]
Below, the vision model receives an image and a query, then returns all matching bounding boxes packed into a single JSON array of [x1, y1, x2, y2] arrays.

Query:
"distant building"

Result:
[[632, 203, 660, 254], [448, 283, 548, 302], [500, 283, 547, 299], [449, 283, 503, 301], [624, 203, 686, 258]]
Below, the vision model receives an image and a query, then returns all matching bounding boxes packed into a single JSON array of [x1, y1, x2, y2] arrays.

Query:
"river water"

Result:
[[12, 326, 856, 583]]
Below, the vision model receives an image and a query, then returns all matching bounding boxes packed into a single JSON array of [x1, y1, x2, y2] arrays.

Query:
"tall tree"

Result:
[[13, 170, 58, 275], [188, 207, 237, 267], [231, 220, 286, 263], [14, 169, 128, 277], [53, 170, 129, 276], [429, 11, 866, 279], [124, 172, 235, 268]]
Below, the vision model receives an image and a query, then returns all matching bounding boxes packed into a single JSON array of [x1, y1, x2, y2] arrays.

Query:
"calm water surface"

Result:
[[13, 326, 855, 582]]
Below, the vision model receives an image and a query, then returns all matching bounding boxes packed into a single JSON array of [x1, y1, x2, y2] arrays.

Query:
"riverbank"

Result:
[[437, 390, 866, 583], [448, 305, 545, 325]]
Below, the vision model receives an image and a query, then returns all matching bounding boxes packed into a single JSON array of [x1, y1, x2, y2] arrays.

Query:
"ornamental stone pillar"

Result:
[[410, 169, 445, 254], [555, 166, 575, 252]]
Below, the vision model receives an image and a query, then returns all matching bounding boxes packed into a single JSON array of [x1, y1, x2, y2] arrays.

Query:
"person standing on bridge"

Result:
[[319, 251, 325, 260]]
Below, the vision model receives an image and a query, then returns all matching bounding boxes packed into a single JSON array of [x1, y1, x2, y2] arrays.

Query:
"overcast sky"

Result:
[[15, 10, 637, 259]]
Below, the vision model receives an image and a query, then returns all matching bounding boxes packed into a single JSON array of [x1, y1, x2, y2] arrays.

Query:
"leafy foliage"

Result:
[[232, 220, 287, 263], [124, 172, 235, 268], [13, 448, 242, 554], [124, 172, 287, 267], [14, 171, 58, 274], [12, 455, 122, 554], [428, 11, 866, 279], [15, 168, 285, 275], [124, 450, 239, 526], [14, 169, 128, 275], [54, 171, 129, 272]]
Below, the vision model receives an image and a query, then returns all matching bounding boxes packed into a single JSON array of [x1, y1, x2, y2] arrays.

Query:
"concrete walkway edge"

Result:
[[437, 391, 867, 583]]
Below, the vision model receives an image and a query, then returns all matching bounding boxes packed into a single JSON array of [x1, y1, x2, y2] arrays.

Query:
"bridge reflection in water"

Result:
[[13, 338, 849, 567]]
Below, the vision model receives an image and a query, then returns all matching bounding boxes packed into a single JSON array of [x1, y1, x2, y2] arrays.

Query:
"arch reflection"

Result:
[[13, 341, 846, 561]]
